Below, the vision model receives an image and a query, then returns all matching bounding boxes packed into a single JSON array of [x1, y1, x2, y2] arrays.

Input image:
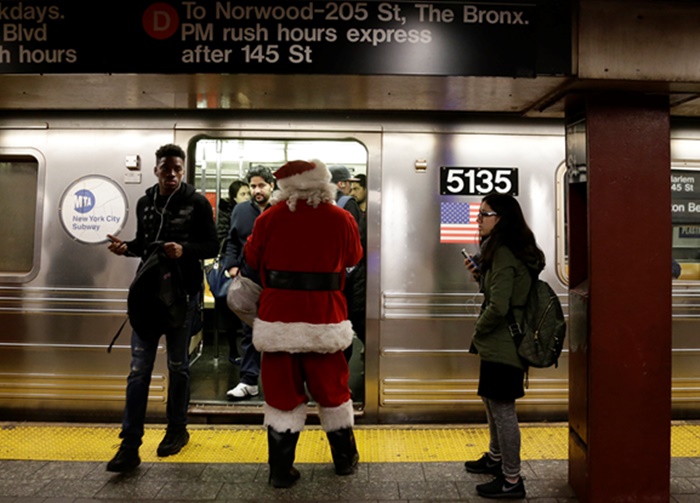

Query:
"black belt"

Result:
[[266, 270, 341, 291]]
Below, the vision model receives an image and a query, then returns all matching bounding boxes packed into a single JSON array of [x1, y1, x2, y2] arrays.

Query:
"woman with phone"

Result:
[[462, 193, 545, 500]]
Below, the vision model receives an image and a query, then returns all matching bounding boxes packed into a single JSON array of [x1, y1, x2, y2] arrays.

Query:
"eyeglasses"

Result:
[[477, 211, 498, 218]]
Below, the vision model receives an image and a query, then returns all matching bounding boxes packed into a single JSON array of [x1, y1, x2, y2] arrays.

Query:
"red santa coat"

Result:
[[244, 199, 363, 354]]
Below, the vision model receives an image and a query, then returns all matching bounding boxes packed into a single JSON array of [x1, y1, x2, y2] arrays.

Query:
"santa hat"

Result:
[[274, 159, 331, 190]]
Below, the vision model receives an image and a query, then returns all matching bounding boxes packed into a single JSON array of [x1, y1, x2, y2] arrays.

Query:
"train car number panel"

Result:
[[440, 166, 519, 196]]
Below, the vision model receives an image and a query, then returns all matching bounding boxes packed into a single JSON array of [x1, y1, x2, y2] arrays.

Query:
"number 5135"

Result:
[[440, 167, 518, 196]]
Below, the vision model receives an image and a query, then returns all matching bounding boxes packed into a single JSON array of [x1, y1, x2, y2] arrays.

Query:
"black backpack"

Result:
[[108, 242, 187, 352], [507, 276, 566, 368]]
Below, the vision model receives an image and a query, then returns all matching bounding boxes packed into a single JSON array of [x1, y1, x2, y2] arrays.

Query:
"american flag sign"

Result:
[[440, 202, 480, 244]]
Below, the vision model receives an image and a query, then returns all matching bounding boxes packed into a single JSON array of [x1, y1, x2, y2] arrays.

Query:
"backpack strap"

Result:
[[107, 316, 129, 353], [506, 268, 538, 346], [337, 195, 352, 209], [506, 309, 524, 347]]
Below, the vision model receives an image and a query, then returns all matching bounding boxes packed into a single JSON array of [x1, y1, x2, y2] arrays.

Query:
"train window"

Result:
[[672, 166, 700, 281], [0, 155, 38, 274], [557, 164, 698, 284], [555, 161, 569, 285], [193, 138, 368, 215]]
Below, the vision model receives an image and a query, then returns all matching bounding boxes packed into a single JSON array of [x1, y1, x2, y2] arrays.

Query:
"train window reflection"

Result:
[[0, 156, 38, 274]]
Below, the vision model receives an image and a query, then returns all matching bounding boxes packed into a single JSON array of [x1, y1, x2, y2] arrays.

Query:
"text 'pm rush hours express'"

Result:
[[141, 2, 533, 65], [440, 167, 519, 196]]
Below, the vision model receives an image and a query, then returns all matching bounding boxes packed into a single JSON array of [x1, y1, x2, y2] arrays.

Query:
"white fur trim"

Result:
[[264, 402, 307, 433], [253, 319, 353, 354], [318, 399, 354, 432]]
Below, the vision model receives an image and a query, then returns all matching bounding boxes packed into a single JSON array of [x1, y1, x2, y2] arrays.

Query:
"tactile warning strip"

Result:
[[0, 423, 699, 463]]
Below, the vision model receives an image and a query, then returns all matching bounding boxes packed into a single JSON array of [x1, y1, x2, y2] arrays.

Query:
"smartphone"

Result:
[[461, 248, 479, 271]]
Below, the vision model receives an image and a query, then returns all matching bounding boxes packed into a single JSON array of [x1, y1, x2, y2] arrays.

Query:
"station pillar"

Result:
[[565, 93, 672, 502]]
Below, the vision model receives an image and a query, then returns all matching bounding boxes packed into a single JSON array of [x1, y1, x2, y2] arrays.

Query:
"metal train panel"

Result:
[[0, 123, 178, 419], [0, 112, 698, 423]]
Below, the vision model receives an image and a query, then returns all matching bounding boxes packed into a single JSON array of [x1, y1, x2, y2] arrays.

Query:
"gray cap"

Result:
[[329, 165, 359, 184]]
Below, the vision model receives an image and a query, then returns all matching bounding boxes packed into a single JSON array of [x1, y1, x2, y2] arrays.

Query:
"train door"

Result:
[[376, 123, 567, 422], [176, 132, 376, 416]]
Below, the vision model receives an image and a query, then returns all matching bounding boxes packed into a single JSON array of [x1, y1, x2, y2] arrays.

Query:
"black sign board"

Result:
[[0, 0, 571, 77], [440, 166, 518, 196]]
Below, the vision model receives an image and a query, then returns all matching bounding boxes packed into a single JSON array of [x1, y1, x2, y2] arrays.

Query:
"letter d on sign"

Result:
[[143, 2, 179, 40]]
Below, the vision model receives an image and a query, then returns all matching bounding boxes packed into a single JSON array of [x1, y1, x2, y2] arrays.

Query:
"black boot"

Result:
[[106, 445, 140, 473], [267, 427, 301, 488], [326, 427, 359, 475]]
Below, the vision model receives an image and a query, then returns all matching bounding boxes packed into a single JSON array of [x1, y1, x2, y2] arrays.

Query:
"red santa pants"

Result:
[[261, 351, 351, 411]]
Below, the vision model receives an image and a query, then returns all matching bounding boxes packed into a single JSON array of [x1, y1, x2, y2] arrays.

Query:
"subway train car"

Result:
[[0, 111, 698, 424]]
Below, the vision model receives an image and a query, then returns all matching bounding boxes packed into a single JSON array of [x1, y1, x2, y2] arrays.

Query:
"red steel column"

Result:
[[566, 93, 671, 502]]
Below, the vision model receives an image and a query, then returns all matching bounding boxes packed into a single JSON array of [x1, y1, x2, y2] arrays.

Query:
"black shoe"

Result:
[[476, 475, 526, 499], [465, 453, 502, 475], [157, 429, 190, 457], [106, 446, 140, 473]]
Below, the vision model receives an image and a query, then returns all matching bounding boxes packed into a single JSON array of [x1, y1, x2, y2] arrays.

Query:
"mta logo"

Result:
[[74, 189, 95, 214]]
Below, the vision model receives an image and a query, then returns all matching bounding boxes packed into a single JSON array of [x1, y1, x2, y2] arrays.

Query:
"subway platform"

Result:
[[1, 421, 700, 502]]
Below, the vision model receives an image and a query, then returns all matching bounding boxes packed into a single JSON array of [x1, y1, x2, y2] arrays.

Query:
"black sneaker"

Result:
[[157, 429, 190, 457], [464, 453, 502, 475], [476, 475, 526, 499], [106, 446, 141, 473]]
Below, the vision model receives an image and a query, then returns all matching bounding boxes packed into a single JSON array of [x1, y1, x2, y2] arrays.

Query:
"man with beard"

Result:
[[244, 159, 362, 488], [223, 165, 276, 400]]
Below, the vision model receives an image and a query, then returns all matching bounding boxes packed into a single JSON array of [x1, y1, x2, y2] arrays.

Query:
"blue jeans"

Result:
[[120, 295, 197, 449], [239, 321, 260, 386]]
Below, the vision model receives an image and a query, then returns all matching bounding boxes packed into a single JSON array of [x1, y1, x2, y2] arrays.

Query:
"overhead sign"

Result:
[[0, 0, 571, 77], [440, 166, 519, 196], [59, 176, 128, 244]]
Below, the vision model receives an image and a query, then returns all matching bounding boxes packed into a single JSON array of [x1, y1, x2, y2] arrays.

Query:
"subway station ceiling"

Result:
[[0, 73, 561, 116], [1, 73, 700, 118]]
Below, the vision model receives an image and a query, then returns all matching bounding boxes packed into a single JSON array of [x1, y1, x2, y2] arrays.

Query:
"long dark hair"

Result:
[[228, 179, 248, 203], [479, 193, 545, 273]]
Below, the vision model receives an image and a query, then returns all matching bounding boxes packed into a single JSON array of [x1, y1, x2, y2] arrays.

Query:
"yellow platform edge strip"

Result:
[[1, 423, 699, 463]]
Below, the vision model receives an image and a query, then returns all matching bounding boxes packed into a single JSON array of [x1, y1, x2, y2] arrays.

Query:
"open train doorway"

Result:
[[187, 137, 368, 414]]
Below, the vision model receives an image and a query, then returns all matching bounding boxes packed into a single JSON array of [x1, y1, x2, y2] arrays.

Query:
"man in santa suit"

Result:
[[244, 159, 363, 488]]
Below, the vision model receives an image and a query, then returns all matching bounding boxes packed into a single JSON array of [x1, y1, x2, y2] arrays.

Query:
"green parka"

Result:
[[471, 245, 541, 370]]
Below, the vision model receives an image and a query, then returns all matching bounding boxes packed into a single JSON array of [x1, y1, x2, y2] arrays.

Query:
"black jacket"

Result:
[[222, 199, 266, 283], [125, 182, 218, 295]]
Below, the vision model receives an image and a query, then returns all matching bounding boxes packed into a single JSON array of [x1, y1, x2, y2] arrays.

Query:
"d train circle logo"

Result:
[[143, 3, 179, 40]]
